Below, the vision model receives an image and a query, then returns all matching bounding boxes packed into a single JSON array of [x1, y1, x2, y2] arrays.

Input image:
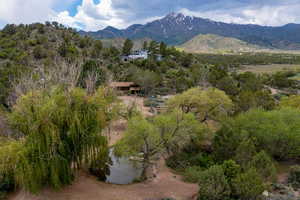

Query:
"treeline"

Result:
[[2, 23, 300, 110]]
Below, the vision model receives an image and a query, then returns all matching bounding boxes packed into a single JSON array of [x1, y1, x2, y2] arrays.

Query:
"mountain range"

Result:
[[79, 12, 300, 50]]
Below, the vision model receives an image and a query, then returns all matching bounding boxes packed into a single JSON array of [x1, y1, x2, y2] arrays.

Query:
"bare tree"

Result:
[[8, 60, 82, 105]]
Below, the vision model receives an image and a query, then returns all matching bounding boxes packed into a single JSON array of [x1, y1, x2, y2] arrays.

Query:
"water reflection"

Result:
[[105, 149, 143, 184]]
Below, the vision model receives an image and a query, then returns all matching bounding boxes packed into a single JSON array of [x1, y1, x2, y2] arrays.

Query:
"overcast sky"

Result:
[[0, 0, 300, 31]]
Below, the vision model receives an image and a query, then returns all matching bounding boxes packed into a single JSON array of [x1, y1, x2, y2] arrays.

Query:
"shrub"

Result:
[[189, 153, 215, 169], [198, 165, 231, 200], [222, 160, 241, 182], [288, 165, 300, 189], [214, 108, 300, 161], [250, 151, 277, 182], [234, 139, 257, 168], [183, 166, 202, 183], [232, 168, 266, 200]]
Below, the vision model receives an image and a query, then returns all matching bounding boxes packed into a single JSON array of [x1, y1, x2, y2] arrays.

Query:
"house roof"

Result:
[[109, 82, 135, 88]]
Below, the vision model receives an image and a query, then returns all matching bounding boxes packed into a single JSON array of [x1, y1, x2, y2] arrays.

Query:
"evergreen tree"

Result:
[[122, 39, 133, 56]]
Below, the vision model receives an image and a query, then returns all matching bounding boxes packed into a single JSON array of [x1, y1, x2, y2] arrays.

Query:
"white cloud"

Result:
[[51, 0, 125, 31], [180, 3, 300, 26], [0, 0, 58, 24]]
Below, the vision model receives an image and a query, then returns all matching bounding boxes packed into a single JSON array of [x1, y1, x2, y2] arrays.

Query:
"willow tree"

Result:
[[5, 86, 118, 193]]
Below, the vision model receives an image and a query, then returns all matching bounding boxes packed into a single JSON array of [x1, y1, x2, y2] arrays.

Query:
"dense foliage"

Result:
[[0, 87, 118, 193], [214, 108, 300, 161]]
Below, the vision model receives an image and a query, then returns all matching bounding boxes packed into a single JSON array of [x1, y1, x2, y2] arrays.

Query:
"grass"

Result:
[[239, 64, 300, 74]]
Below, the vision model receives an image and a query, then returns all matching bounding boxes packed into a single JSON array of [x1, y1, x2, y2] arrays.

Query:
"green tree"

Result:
[[149, 41, 159, 54], [143, 41, 148, 50], [167, 87, 233, 122], [236, 90, 275, 112], [232, 168, 266, 200], [132, 69, 161, 95], [198, 165, 231, 200], [91, 40, 103, 58], [115, 110, 203, 178], [159, 42, 167, 57], [5, 87, 117, 193], [122, 39, 133, 56]]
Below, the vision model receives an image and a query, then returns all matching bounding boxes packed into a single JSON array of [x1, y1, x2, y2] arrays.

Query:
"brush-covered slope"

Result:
[[180, 34, 266, 53]]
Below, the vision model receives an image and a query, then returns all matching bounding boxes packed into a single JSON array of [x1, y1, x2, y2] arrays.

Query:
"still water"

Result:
[[104, 149, 143, 184]]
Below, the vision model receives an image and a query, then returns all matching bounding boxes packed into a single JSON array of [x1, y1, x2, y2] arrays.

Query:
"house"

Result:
[[121, 50, 148, 61], [109, 82, 141, 94]]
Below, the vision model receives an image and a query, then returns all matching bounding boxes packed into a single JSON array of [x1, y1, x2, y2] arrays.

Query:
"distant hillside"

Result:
[[80, 12, 300, 50], [179, 34, 266, 53]]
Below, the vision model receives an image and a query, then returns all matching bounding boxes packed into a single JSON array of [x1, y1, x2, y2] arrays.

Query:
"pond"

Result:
[[104, 149, 143, 185]]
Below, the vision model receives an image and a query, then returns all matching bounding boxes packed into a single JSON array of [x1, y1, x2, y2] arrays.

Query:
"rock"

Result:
[[263, 190, 269, 197]]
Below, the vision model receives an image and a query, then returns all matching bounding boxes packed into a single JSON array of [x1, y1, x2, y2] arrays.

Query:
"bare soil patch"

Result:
[[9, 159, 198, 200]]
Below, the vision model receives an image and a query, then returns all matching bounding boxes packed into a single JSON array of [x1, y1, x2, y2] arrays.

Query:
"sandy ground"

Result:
[[8, 95, 199, 200], [9, 159, 198, 200]]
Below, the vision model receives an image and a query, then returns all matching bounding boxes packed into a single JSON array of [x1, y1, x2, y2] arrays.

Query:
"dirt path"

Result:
[[9, 95, 199, 200]]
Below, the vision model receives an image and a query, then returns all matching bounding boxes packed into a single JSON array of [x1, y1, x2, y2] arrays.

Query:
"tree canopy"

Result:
[[166, 87, 233, 122], [0, 87, 119, 193]]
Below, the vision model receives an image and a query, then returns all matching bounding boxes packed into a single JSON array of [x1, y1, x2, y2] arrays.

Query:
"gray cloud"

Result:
[[1, 0, 300, 31]]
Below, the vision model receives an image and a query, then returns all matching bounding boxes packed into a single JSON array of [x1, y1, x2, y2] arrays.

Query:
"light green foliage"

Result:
[[167, 87, 233, 122], [2, 87, 118, 193], [0, 139, 21, 199], [115, 110, 203, 177], [221, 160, 241, 182], [214, 108, 300, 160], [232, 168, 266, 200], [152, 110, 204, 154], [280, 95, 300, 109], [198, 165, 231, 200], [251, 151, 277, 182]]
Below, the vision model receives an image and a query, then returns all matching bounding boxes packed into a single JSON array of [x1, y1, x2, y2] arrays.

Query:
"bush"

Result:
[[222, 160, 241, 182], [251, 151, 277, 182], [183, 166, 202, 183], [232, 168, 266, 200], [288, 165, 300, 189], [166, 151, 215, 171], [234, 139, 257, 168], [214, 108, 300, 161], [198, 165, 231, 200], [189, 153, 215, 169]]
